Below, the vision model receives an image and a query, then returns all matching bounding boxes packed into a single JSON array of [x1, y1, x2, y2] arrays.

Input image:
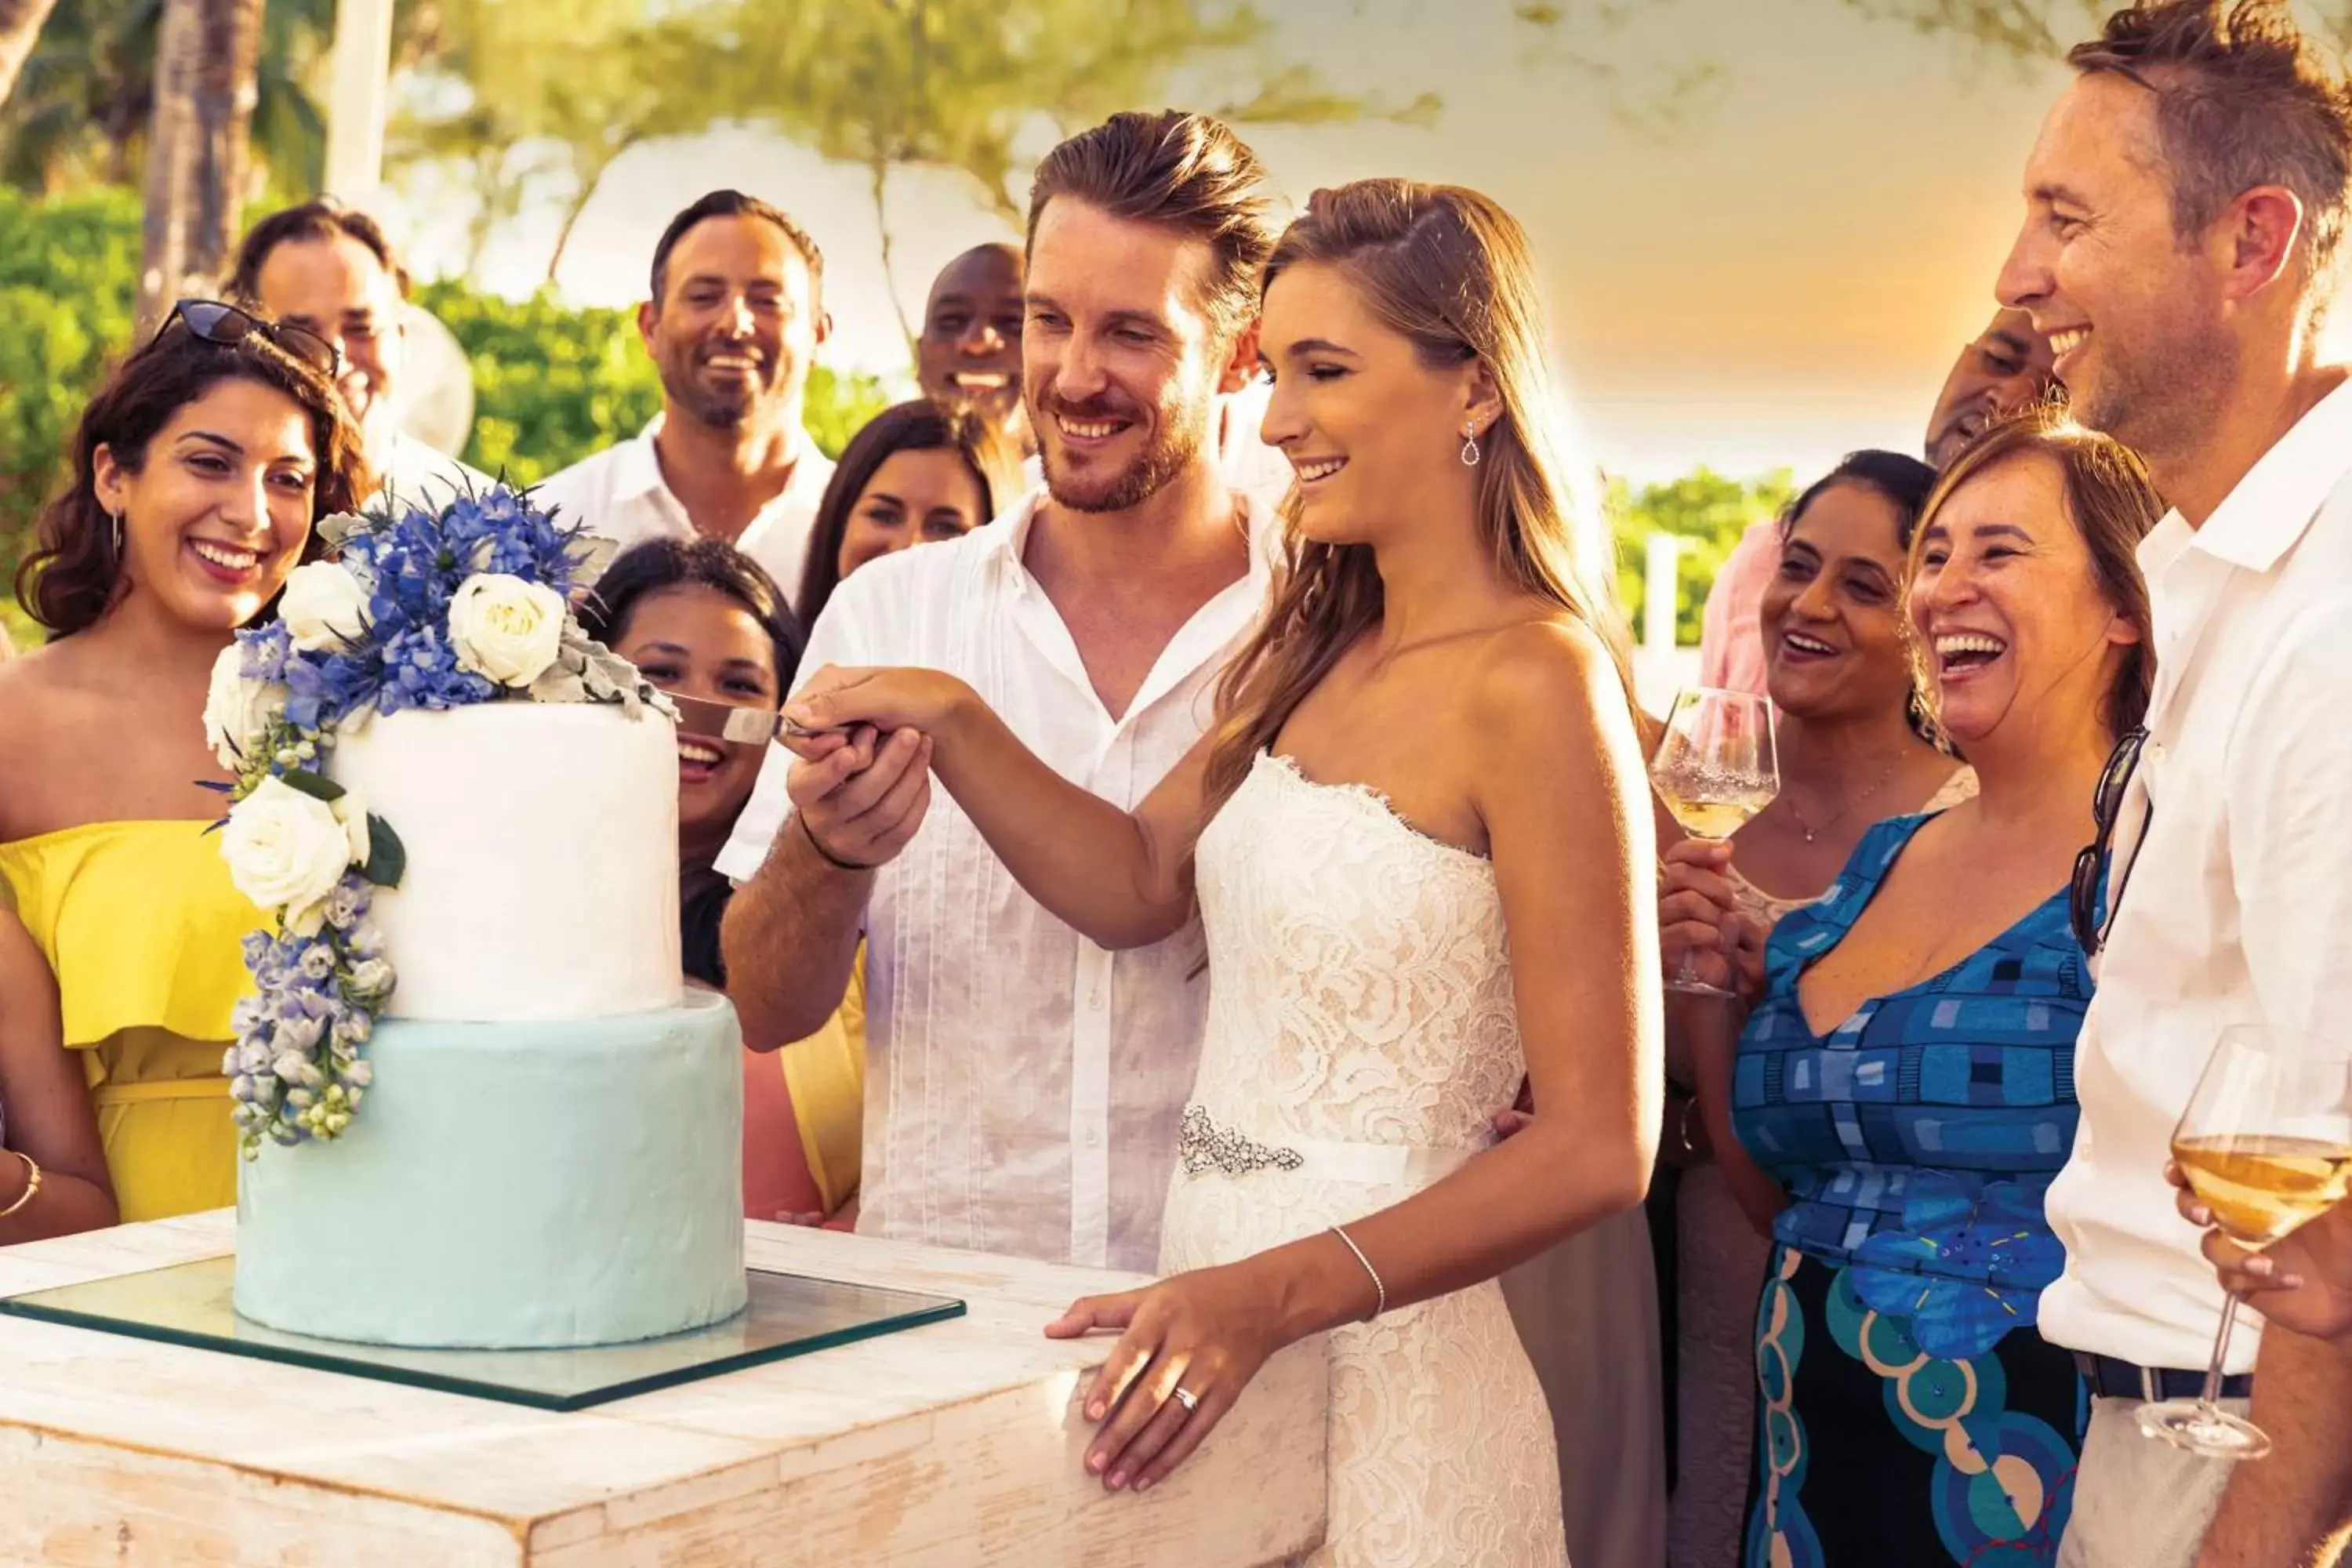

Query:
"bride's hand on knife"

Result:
[[783, 665, 976, 752], [1044, 1261, 1291, 1494]]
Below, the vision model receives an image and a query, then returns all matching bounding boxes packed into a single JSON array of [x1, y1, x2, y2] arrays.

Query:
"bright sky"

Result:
[[389, 1, 2350, 485]]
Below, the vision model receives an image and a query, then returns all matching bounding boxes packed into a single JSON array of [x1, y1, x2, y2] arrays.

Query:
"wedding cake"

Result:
[[207, 488, 747, 1349]]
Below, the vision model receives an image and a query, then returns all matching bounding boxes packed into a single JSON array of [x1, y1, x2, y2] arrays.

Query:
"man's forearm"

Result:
[[2198, 1325, 2352, 1567], [720, 819, 870, 1050]]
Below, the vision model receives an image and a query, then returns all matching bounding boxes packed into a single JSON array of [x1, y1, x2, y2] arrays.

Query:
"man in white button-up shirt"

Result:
[[535, 191, 837, 594], [1994, 5, 2352, 1564], [228, 201, 491, 509], [717, 112, 1279, 1273]]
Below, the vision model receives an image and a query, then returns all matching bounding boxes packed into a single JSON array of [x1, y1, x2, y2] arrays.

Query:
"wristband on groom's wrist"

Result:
[[797, 811, 880, 873]]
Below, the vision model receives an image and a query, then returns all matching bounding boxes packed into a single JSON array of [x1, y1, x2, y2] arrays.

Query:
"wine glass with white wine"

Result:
[[2143, 1023, 2352, 1460], [1650, 687, 1780, 996]]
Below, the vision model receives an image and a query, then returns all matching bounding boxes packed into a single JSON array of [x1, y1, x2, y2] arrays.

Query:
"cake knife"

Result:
[[669, 691, 847, 745]]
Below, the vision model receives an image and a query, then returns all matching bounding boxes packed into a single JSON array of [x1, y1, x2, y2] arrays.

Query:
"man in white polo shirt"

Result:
[[716, 112, 1278, 1273], [1994, 3, 2352, 1563], [535, 191, 837, 592]]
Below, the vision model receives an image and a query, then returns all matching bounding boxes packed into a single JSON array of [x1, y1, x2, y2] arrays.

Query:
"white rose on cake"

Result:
[[222, 775, 356, 929], [201, 643, 285, 771], [278, 561, 371, 652], [448, 572, 565, 688]]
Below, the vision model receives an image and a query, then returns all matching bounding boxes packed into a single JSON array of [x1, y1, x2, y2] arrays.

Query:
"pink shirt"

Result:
[[1697, 522, 1779, 696]]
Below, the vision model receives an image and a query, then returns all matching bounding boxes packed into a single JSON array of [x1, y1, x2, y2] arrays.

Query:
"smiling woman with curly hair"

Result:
[[0, 306, 368, 1228]]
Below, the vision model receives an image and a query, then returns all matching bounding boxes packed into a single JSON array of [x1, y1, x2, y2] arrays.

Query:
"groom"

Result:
[[717, 111, 1279, 1272]]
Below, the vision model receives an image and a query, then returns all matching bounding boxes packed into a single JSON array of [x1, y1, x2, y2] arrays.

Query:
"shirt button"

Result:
[[1083, 1128, 1102, 1149]]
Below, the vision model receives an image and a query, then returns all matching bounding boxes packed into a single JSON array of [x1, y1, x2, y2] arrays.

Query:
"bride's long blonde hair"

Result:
[[1202, 180, 1638, 810]]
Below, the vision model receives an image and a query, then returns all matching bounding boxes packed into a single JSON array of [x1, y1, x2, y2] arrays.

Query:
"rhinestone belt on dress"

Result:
[[1178, 1104, 1305, 1177]]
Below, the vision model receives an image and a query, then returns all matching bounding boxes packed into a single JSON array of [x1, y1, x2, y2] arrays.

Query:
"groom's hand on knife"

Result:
[[782, 721, 933, 873]]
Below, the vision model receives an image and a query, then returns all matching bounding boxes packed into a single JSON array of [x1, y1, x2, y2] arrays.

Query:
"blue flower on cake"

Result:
[[203, 481, 663, 1157]]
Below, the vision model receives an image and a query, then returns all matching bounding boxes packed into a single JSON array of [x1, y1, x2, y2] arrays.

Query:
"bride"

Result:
[[784, 180, 1659, 1566]]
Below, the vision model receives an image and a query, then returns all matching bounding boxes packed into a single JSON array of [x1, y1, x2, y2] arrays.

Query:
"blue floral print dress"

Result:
[[1733, 814, 2088, 1568]]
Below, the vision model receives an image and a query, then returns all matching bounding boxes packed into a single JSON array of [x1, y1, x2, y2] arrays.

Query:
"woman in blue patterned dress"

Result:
[[1664, 408, 2161, 1566]]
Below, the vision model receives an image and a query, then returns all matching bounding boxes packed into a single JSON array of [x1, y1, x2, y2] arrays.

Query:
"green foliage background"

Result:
[[1607, 466, 1795, 646], [0, 189, 886, 649]]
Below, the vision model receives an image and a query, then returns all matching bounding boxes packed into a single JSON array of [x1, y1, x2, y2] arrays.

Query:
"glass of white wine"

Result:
[[1650, 687, 1780, 997], [2144, 1023, 2352, 1460]]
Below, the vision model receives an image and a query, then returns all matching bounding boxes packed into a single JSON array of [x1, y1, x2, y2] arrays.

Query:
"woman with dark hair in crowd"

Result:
[[1675, 406, 2159, 1566], [1653, 448, 1973, 1564], [793, 398, 1021, 630], [580, 537, 859, 1225], [0, 302, 368, 1227]]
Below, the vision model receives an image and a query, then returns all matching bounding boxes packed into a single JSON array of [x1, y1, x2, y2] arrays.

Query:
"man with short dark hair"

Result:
[[1995, 3, 2352, 1563], [228, 201, 489, 506], [916, 241, 1029, 452], [535, 191, 837, 590], [719, 112, 1276, 1272], [1923, 307, 2060, 470]]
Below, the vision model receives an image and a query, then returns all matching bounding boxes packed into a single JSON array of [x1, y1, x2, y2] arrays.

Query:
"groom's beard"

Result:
[[1036, 386, 1211, 514]]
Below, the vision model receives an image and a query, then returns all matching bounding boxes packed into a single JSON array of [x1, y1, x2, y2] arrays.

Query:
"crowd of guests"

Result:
[[2, 2, 2352, 1565]]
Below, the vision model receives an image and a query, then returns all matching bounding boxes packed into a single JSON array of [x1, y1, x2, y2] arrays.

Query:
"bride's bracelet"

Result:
[[0, 1149, 41, 1219], [1330, 1224, 1386, 1323]]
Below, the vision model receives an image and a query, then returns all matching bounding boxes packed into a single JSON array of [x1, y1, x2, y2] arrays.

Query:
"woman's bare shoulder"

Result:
[[0, 645, 53, 747], [0, 644, 81, 835], [1461, 614, 1631, 739]]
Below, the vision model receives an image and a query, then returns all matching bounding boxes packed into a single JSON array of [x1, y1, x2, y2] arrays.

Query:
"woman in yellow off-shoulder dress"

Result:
[[0, 303, 367, 1225]]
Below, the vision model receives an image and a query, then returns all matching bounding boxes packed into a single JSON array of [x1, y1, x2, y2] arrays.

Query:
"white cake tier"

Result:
[[234, 989, 747, 1348], [330, 702, 682, 1022]]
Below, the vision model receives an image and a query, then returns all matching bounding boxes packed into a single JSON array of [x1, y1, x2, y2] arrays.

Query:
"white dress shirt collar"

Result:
[[608, 412, 827, 510], [2181, 376, 2352, 574], [532, 414, 837, 593]]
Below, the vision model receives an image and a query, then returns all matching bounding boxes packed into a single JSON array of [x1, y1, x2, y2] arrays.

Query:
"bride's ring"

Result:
[[1172, 1386, 1200, 1413]]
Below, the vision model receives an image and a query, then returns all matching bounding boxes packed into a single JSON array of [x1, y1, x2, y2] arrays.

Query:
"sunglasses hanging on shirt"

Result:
[[2069, 724, 2150, 958]]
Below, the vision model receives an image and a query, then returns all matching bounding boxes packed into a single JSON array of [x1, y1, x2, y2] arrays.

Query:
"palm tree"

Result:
[[0, 0, 333, 201], [134, 0, 263, 336], [0, 0, 158, 191], [0, 0, 64, 111]]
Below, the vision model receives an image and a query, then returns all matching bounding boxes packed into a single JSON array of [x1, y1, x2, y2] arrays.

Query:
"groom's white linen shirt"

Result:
[[717, 487, 1278, 1271], [532, 415, 837, 592], [2041, 375, 2352, 1374]]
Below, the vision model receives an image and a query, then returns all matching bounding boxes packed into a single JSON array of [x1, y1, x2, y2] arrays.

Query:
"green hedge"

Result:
[[1608, 466, 1797, 646], [0, 188, 888, 648]]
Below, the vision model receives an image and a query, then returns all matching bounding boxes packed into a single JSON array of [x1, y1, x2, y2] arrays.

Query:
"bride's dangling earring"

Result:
[[110, 509, 124, 561], [1460, 420, 1481, 468]]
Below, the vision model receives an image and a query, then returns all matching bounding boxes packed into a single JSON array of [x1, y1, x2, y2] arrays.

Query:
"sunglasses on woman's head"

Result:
[[2069, 724, 2148, 958], [151, 299, 342, 380]]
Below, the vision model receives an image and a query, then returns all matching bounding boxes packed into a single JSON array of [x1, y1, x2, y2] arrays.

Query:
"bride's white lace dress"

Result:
[[1160, 751, 1569, 1566]]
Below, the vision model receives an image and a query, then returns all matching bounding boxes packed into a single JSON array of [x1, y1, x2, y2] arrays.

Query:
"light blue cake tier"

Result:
[[234, 989, 747, 1348]]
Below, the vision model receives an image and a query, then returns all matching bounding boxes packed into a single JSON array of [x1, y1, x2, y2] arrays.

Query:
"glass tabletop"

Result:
[[0, 1257, 965, 1411]]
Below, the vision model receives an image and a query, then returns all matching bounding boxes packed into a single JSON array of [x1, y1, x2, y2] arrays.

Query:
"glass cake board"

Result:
[[0, 1258, 965, 1411]]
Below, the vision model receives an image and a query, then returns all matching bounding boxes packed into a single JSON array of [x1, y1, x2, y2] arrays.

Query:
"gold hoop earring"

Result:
[[1460, 420, 1481, 468]]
